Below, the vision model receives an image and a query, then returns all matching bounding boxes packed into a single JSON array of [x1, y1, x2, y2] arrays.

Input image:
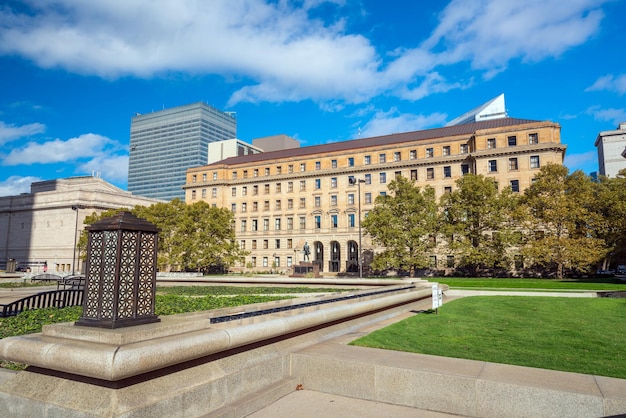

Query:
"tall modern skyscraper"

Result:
[[128, 102, 237, 200]]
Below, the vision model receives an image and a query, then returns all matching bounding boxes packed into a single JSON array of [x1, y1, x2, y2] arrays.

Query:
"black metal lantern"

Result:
[[75, 211, 160, 329]]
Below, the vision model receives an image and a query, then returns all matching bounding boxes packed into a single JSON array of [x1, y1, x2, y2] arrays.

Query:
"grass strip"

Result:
[[351, 296, 626, 379], [156, 285, 352, 296], [434, 277, 626, 291]]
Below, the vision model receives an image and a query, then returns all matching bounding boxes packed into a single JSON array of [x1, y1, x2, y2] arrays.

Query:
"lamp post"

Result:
[[71, 205, 79, 275], [349, 177, 365, 279]]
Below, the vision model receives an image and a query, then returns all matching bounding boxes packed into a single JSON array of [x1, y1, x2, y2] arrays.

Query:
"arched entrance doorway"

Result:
[[346, 240, 358, 272], [313, 241, 324, 272], [329, 241, 340, 272]]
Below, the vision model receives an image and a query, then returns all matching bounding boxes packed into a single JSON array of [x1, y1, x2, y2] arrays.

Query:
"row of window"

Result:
[[488, 156, 540, 173], [238, 213, 360, 232], [248, 256, 292, 268]]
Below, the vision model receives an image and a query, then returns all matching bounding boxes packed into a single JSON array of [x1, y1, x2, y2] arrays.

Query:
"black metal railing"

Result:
[[0, 289, 84, 318]]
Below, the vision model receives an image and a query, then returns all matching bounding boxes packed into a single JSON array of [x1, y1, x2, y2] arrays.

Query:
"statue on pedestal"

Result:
[[302, 242, 311, 262]]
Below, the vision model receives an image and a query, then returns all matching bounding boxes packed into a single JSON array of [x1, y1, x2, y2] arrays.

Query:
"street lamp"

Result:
[[349, 177, 365, 279], [71, 205, 79, 275]]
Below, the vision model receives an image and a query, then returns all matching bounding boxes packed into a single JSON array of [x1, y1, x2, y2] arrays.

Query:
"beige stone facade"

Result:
[[184, 118, 566, 274], [0, 176, 162, 274]]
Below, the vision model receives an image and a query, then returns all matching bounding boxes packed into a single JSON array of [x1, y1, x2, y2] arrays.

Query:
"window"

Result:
[[254, 169, 259, 177], [331, 159, 338, 168], [529, 133, 539, 144], [300, 180, 306, 191], [315, 196, 321, 207], [461, 164, 470, 175], [241, 220, 247, 232], [276, 166, 282, 175], [287, 217, 293, 230], [274, 256, 280, 267], [242, 170, 248, 179], [379, 154, 386, 163], [275, 200, 281, 210], [410, 169, 418, 180], [487, 138, 496, 149], [426, 148, 434, 158], [331, 214, 338, 228], [443, 146, 450, 156], [242, 186, 247, 196], [508, 136, 517, 147], [252, 240, 257, 250], [263, 219, 269, 231], [275, 239, 280, 248], [287, 257, 292, 267], [394, 152, 401, 162], [395, 171, 401, 180], [299, 216, 306, 229], [330, 195, 337, 206], [242, 202, 247, 212], [460, 144, 469, 154], [365, 193, 372, 204], [509, 158, 519, 171], [212, 188, 217, 198], [510, 180, 520, 192], [231, 187, 236, 197], [300, 163, 306, 172], [427, 167, 434, 180], [365, 173, 371, 184], [288, 164, 294, 173], [265, 167, 270, 176], [252, 201, 258, 212], [287, 182, 293, 192], [380, 191, 386, 197], [315, 179, 321, 189], [364, 155, 371, 165], [276, 183, 281, 193], [348, 157, 355, 166], [410, 150, 417, 160], [287, 199, 293, 209], [253, 185, 259, 195], [380, 172, 387, 183], [202, 173, 207, 181], [315, 215, 321, 229], [264, 201, 270, 211], [263, 257, 268, 267], [331, 177, 337, 188], [429, 255, 437, 268], [530, 155, 540, 169], [446, 255, 455, 268], [443, 166, 451, 178], [348, 193, 354, 205], [514, 255, 524, 269], [315, 161, 321, 170], [232, 171, 237, 179], [287, 238, 293, 249], [201, 189, 206, 198], [213, 172, 218, 180], [488, 160, 498, 172], [444, 186, 452, 194], [264, 184, 270, 194], [251, 257, 257, 267], [348, 213, 356, 227], [192, 174, 197, 183], [299, 198, 306, 208], [231, 203, 236, 212], [191, 190, 196, 200], [252, 219, 258, 231]]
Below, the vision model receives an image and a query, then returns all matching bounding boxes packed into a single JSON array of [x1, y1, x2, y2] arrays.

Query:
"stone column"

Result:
[[75, 211, 160, 329]]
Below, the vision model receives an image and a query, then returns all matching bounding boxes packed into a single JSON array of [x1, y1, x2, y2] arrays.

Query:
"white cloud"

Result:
[[564, 151, 596, 171], [0, 175, 42, 196], [0, 121, 45, 145], [77, 155, 129, 183], [586, 106, 626, 126], [2, 133, 120, 166], [0, 0, 610, 106], [359, 108, 448, 138], [586, 74, 626, 94]]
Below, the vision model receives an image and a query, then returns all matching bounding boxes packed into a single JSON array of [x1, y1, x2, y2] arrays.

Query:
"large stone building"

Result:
[[0, 176, 161, 274], [595, 122, 626, 177], [128, 102, 237, 201], [184, 117, 565, 274]]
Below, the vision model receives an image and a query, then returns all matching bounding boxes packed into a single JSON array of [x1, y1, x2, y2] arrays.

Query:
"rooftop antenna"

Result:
[[225, 111, 237, 118]]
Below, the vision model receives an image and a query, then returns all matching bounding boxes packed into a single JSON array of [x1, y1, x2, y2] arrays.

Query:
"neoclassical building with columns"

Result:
[[184, 117, 566, 274]]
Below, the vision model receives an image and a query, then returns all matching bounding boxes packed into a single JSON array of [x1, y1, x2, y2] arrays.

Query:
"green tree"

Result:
[[595, 169, 626, 269], [440, 174, 519, 275], [361, 176, 440, 276], [519, 164, 607, 278]]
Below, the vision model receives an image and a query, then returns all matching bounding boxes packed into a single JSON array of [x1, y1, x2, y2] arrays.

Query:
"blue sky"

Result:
[[1, 0, 625, 196]]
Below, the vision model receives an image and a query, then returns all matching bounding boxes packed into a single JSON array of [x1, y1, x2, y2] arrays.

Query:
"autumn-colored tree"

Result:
[[361, 176, 440, 276], [595, 169, 626, 269]]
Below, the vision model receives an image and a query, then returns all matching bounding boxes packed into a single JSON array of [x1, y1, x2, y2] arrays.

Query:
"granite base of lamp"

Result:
[[290, 262, 321, 278]]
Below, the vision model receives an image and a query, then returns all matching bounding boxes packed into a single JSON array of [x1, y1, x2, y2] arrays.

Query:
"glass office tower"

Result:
[[128, 102, 237, 200]]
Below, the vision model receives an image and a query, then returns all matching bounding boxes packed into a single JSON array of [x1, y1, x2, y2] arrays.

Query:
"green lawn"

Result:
[[433, 277, 626, 291], [156, 285, 351, 296], [351, 296, 626, 379]]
